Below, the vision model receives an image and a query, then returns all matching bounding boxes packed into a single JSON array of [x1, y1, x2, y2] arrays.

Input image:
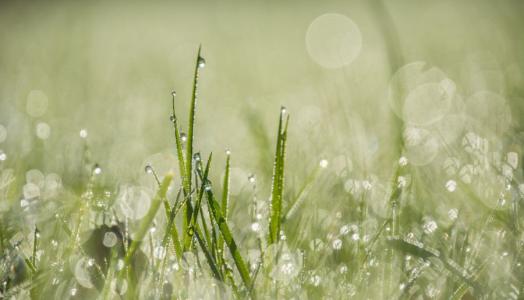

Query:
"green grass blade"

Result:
[[184, 152, 212, 250], [268, 108, 289, 244], [205, 188, 252, 291], [217, 151, 231, 257]]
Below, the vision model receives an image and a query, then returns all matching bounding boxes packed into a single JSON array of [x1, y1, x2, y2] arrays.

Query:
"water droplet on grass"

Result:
[[445, 180, 457, 192], [251, 222, 260, 232], [145, 164, 153, 174], [319, 159, 328, 168], [332, 239, 343, 250], [198, 56, 206, 68], [399, 156, 408, 166], [448, 208, 458, 220], [423, 219, 438, 234], [79, 129, 88, 139], [0, 150, 6, 161], [93, 164, 102, 175], [103, 231, 118, 248], [248, 174, 256, 183]]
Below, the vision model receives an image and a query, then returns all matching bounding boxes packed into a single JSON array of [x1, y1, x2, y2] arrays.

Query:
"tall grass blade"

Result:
[[268, 108, 289, 244]]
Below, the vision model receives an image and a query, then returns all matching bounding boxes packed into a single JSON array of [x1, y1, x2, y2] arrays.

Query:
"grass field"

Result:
[[1, 0, 524, 299]]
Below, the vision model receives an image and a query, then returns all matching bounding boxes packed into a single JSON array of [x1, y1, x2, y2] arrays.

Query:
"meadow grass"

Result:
[[0, 44, 523, 300]]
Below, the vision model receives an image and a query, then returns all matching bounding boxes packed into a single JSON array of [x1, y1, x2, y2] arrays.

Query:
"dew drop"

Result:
[[448, 208, 458, 221], [93, 164, 102, 175], [280, 106, 287, 114], [507, 152, 519, 169], [423, 219, 438, 234], [248, 174, 256, 183], [397, 176, 407, 188], [79, 129, 88, 139], [198, 56, 206, 68], [251, 222, 260, 232], [339, 225, 350, 235], [169, 115, 176, 122], [180, 132, 187, 142], [319, 159, 329, 168], [70, 288, 78, 296], [103, 231, 118, 248], [309, 274, 321, 286], [332, 239, 343, 250], [225, 149, 231, 155], [171, 90, 177, 97], [145, 164, 153, 174], [0, 150, 7, 161], [399, 156, 408, 166], [445, 180, 457, 192]]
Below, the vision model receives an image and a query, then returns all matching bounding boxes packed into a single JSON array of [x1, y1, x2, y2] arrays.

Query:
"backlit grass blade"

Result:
[[268, 108, 289, 244], [217, 151, 231, 257], [185, 153, 212, 250], [205, 187, 252, 292]]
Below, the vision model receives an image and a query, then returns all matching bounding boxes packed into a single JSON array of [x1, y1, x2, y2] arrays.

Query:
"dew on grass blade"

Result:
[[144, 164, 153, 174], [79, 129, 88, 139], [448, 208, 458, 221], [319, 159, 328, 168], [423, 219, 438, 234], [445, 180, 457, 192], [102, 231, 118, 248], [332, 239, 343, 250], [197, 56, 206, 68], [0, 150, 6, 161], [93, 164, 102, 175], [248, 174, 256, 183]]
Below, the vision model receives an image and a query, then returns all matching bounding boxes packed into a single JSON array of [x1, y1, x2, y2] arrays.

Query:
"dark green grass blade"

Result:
[[217, 151, 231, 256], [205, 188, 252, 291], [185, 153, 212, 250], [185, 46, 202, 224], [268, 109, 289, 244]]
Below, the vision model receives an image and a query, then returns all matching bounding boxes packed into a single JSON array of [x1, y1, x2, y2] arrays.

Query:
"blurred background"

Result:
[[1, 0, 523, 187]]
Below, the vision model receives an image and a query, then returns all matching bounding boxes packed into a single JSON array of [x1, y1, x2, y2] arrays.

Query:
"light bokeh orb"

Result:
[[306, 13, 362, 69]]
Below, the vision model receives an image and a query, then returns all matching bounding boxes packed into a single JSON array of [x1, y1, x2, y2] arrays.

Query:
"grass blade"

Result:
[[268, 108, 289, 244], [205, 188, 252, 292]]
